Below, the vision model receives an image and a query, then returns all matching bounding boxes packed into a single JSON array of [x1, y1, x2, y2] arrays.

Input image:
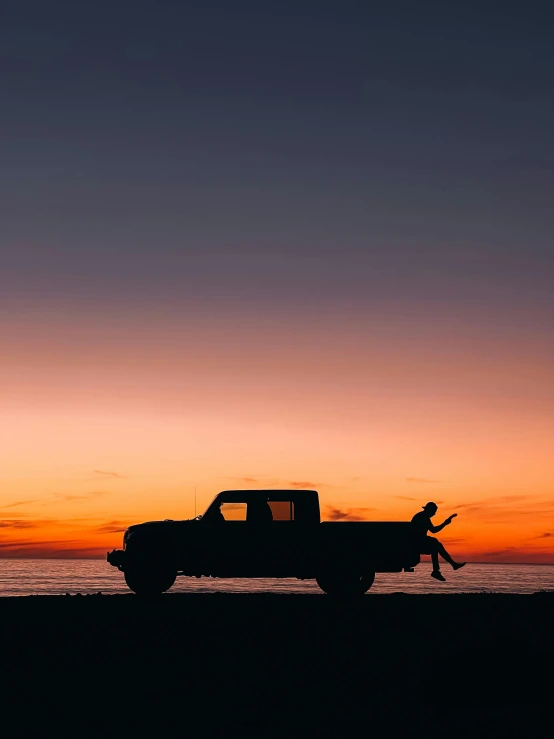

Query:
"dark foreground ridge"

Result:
[[1, 593, 553, 738]]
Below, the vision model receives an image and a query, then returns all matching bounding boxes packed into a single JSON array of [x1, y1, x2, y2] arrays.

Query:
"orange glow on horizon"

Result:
[[1, 312, 552, 563]]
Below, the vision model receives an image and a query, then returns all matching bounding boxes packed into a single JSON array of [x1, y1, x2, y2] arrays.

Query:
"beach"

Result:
[[1, 592, 552, 738]]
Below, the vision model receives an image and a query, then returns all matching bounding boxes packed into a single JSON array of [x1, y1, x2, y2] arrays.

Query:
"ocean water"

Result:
[[0, 559, 552, 596]]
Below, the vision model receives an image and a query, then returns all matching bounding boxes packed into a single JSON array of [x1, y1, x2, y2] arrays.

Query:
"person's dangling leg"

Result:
[[429, 539, 446, 581], [437, 541, 466, 570]]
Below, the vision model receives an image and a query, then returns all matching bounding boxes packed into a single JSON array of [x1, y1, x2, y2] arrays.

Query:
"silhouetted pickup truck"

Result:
[[107, 489, 420, 597]]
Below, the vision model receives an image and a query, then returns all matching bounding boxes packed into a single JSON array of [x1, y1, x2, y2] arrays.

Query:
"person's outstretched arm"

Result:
[[429, 513, 457, 534]]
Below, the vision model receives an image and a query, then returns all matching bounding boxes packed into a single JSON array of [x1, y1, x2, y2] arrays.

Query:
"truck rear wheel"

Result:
[[316, 571, 375, 597]]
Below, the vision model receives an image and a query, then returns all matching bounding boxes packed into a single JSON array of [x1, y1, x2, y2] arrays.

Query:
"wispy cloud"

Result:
[[470, 546, 554, 564], [535, 532, 553, 539], [96, 520, 130, 534], [455, 495, 529, 510], [0, 520, 37, 529], [406, 478, 440, 484], [324, 506, 376, 522], [453, 495, 554, 518], [395, 496, 444, 504], [222, 476, 265, 484], [93, 470, 123, 479], [0, 539, 80, 549], [53, 491, 109, 502], [222, 476, 331, 489], [289, 481, 322, 488], [0, 539, 106, 559], [440, 537, 465, 545], [0, 499, 39, 509]]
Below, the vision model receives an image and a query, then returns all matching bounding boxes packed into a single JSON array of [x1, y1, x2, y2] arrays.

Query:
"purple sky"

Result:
[[1, 1, 553, 344]]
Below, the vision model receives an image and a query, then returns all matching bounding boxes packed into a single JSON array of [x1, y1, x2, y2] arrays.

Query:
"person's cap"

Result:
[[422, 502, 438, 511]]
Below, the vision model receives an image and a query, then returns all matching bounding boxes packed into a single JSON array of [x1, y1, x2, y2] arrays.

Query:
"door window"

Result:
[[219, 503, 247, 521]]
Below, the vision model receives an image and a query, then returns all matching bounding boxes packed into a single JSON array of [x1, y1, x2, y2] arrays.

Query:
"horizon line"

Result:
[[0, 556, 553, 566]]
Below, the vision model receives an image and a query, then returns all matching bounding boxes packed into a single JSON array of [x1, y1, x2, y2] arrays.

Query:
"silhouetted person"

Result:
[[246, 500, 273, 524], [411, 502, 466, 581]]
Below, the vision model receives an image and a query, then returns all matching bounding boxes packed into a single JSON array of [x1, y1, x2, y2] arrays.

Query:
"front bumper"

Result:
[[107, 549, 126, 570]]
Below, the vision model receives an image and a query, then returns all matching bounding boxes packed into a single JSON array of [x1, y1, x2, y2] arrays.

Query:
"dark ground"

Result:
[[0, 592, 552, 738]]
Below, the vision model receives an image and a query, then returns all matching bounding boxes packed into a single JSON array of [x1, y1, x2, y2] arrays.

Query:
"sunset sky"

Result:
[[1, 2, 553, 562]]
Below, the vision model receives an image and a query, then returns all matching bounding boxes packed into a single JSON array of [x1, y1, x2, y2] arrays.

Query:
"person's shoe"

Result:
[[452, 562, 466, 571], [431, 570, 446, 582]]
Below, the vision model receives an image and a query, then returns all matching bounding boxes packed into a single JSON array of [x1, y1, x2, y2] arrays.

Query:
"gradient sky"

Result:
[[1, 1, 553, 562]]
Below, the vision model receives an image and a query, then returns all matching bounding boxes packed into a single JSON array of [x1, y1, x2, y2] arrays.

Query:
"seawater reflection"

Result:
[[0, 560, 552, 596]]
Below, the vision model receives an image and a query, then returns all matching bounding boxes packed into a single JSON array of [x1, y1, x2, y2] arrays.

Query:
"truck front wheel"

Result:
[[316, 571, 375, 597], [124, 565, 176, 597], [124, 553, 176, 597]]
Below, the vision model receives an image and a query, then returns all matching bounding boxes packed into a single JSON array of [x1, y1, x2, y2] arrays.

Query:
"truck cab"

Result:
[[200, 489, 320, 524]]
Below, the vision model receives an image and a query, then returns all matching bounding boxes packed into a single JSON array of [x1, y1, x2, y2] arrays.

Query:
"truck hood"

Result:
[[123, 517, 197, 543]]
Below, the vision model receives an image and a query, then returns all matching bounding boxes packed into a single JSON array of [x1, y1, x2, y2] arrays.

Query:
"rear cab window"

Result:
[[268, 500, 294, 521]]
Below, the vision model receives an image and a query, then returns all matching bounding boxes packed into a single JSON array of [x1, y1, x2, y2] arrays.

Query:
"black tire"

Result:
[[124, 565, 176, 597], [124, 549, 176, 597], [316, 570, 375, 597]]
